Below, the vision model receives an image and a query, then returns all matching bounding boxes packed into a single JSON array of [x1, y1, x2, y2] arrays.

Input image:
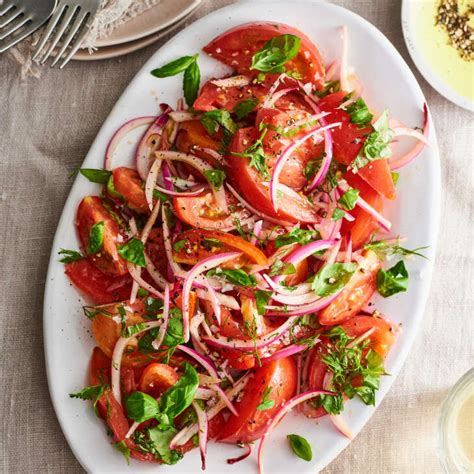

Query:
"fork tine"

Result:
[[39, 5, 79, 65], [0, 6, 22, 28], [53, 11, 91, 68], [32, 3, 67, 62], [0, 15, 29, 40], [0, 1, 15, 17], [0, 19, 39, 53]]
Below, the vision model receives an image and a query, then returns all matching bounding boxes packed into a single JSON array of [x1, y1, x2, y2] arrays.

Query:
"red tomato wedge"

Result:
[[318, 91, 396, 200], [173, 190, 248, 231], [112, 167, 148, 214], [76, 196, 127, 276], [65, 259, 132, 304], [227, 127, 319, 223], [341, 172, 383, 249], [340, 314, 398, 358], [172, 228, 268, 267], [218, 357, 297, 442], [203, 22, 325, 89], [138, 363, 179, 398], [319, 250, 381, 326]]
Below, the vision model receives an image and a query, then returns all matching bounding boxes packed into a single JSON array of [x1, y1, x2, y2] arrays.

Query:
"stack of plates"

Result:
[[74, 0, 202, 61]]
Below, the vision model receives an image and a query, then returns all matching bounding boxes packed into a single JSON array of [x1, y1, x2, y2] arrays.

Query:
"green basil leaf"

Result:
[[118, 237, 146, 267], [268, 260, 296, 277], [106, 175, 123, 199], [124, 322, 148, 338], [79, 168, 112, 184], [345, 97, 373, 126], [201, 109, 237, 135], [58, 248, 83, 263], [251, 34, 301, 73], [312, 262, 357, 297], [173, 239, 188, 252], [88, 221, 105, 254], [332, 208, 345, 221], [69, 384, 105, 408], [162, 317, 184, 347], [202, 237, 222, 250], [126, 391, 160, 423], [376, 260, 408, 297], [147, 426, 183, 465], [256, 386, 275, 411], [233, 98, 258, 119], [314, 393, 344, 415], [275, 228, 320, 248], [151, 55, 197, 78], [364, 239, 428, 261], [287, 434, 313, 462], [231, 127, 269, 179], [156, 363, 199, 422], [203, 169, 226, 191], [255, 290, 272, 315], [208, 268, 257, 287], [338, 188, 359, 211], [114, 440, 131, 465], [183, 59, 200, 107]]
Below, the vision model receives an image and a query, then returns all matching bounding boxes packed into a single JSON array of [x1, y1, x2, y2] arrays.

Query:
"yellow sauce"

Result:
[[411, 0, 474, 101], [454, 390, 474, 466]]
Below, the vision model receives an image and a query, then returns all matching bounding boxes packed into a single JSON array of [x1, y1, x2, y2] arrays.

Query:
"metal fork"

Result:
[[0, 0, 57, 53], [32, 0, 100, 69]]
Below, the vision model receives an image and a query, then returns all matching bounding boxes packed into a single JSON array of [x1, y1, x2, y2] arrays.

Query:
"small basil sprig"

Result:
[[118, 237, 146, 267], [203, 169, 226, 191], [256, 386, 275, 411], [287, 434, 312, 462], [345, 97, 373, 126], [126, 362, 198, 425], [151, 54, 200, 107], [312, 262, 356, 297], [275, 228, 320, 248], [58, 248, 83, 263], [233, 98, 258, 119], [376, 260, 408, 297], [231, 126, 269, 179], [88, 221, 105, 254], [338, 188, 359, 211], [255, 290, 272, 315], [208, 268, 257, 287], [251, 34, 301, 73], [80, 168, 112, 184]]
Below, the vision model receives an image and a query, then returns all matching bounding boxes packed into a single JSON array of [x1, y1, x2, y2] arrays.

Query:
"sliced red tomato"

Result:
[[203, 22, 325, 88], [173, 190, 248, 231], [226, 127, 319, 223], [175, 121, 223, 166], [138, 363, 179, 398], [341, 172, 383, 249], [319, 250, 381, 326], [172, 228, 268, 267], [218, 357, 297, 443], [112, 167, 148, 214], [318, 91, 395, 200], [65, 259, 132, 304], [76, 196, 127, 275], [340, 314, 397, 358], [145, 228, 169, 277]]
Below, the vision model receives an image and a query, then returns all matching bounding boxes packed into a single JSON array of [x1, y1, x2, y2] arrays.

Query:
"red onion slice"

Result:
[[192, 401, 208, 470], [211, 75, 251, 88], [261, 343, 310, 363], [168, 111, 201, 122], [266, 292, 341, 317], [152, 285, 171, 351], [183, 252, 242, 342], [227, 444, 252, 464], [105, 116, 155, 171], [177, 344, 220, 380]]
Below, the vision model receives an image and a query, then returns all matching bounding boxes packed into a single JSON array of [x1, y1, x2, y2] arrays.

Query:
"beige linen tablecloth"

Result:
[[1, 0, 472, 472]]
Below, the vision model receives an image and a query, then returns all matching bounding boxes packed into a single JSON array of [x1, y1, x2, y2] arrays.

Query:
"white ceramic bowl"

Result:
[[44, 1, 441, 472]]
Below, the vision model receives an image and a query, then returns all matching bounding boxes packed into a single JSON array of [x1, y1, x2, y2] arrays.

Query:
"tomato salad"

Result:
[[64, 22, 429, 471]]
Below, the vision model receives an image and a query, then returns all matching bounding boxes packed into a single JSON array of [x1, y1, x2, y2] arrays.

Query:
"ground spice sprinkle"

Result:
[[436, 0, 474, 60]]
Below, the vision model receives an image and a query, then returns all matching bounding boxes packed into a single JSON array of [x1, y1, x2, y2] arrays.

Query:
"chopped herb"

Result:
[[58, 248, 83, 263], [233, 98, 258, 119], [351, 110, 394, 172], [232, 214, 248, 240], [208, 268, 257, 287], [79, 168, 112, 184], [303, 153, 324, 180], [255, 290, 272, 315], [269, 260, 296, 277], [114, 441, 131, 465], [88, 221, 104, 254], [153, 189, 168, 202], [173, 239, 188, 252], [251, 34, 301, 73], [364, 239, 428, 261], [338, 188, 359, 211], [137, 288, 149, 298], [106, 175, 123, 199], [275, 228, 320, 248], [201, 109, 237, 136], [118, 237, 146, 267], [287, 434, 312, 462], [231, 127, 270, 179], [69, 383, 106, 409], [203, 169, 226, 191], [256, 386, 275, 411], [314, 80, 341, 98], [345, 97, 373, 126], [201, 237, 222, 250], [391, 172, 400, 186], [332, 208, 345, 221], [124, 323, 148, 338], [311, 262, 356, 297], [376, 260, 408, 297]]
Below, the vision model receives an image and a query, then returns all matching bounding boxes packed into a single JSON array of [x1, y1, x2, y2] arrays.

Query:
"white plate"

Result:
[[44, 1, 441, 472], [401, 0, 474, 112], [94, 0, 202, 48]]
